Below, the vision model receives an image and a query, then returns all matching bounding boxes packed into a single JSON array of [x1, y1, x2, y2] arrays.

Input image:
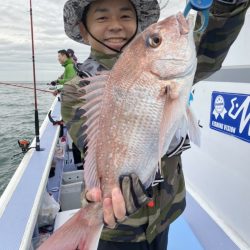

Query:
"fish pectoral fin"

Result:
[[186, 106, 201, 146], [159, 80, 182, 99]]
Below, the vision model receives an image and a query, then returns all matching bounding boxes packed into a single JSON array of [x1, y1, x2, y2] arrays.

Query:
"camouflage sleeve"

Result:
[[61, 76, 86, 152], [194, 0, 250, 83]]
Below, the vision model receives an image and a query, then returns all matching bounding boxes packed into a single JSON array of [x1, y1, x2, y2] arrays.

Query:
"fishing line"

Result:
[[0, 81, 53, 94]]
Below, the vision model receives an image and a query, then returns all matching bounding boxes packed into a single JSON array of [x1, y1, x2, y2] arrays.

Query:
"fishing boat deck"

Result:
[[0, 98, 242, 249]]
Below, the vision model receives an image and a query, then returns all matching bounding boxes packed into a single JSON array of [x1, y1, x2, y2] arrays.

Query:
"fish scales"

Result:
[[91, 74, 165, 194]]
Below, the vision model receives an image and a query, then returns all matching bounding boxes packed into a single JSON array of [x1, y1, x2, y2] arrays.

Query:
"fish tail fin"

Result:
[[38, 203, 103, 250], [186, 106, 201, 146]]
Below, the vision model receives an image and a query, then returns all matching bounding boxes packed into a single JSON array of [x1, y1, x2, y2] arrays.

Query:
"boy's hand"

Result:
[[85, 174, 151, 228], [85, 187, 126, 229]]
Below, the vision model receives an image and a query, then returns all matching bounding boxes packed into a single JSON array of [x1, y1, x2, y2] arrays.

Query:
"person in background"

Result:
[[59, 0, 250, 249], [48, 49, 82, 169], [67, 48, 78, 64], [49, 49, 77, 96]]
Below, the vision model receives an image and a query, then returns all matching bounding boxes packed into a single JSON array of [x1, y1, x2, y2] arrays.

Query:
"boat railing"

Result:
[[0, 97, 61, 250]]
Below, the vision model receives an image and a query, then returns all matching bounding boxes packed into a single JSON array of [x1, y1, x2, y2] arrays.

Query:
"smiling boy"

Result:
[[80, 0, 137, 53]]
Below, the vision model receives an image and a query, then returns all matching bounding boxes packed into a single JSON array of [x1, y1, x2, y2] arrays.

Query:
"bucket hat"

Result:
[[64, 0, 160, 44]]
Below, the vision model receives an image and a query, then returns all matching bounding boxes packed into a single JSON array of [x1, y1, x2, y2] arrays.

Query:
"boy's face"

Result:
[[82, 0, 137, 54]]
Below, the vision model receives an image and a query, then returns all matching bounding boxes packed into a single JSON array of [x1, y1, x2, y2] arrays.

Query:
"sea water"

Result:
[[0, 82, 54, 196]]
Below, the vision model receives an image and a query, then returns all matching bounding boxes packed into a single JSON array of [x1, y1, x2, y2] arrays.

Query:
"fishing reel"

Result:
[[12, 139, 32, 158], [18, 139, 31, 153]]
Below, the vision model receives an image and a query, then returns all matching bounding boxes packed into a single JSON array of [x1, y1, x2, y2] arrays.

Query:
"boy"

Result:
[[61, 0, 250, 249]]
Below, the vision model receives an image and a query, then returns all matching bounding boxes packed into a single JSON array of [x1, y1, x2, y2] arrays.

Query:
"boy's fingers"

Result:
[[112, 187, 126, 221], [103, 198, 116, 229], [85, 187, 127, 227], [85, 187, 102, 202]]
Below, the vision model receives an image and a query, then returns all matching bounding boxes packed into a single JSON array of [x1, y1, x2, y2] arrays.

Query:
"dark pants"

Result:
[[98, 226, 169, 250]]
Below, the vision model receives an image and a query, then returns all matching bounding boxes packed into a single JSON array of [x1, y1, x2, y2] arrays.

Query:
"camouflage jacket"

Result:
[[61, 1, 249, 243]]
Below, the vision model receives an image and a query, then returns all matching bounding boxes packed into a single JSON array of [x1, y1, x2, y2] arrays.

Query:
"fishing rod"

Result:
[[0, 81, 53, 94], [30, 0, 42, 151]]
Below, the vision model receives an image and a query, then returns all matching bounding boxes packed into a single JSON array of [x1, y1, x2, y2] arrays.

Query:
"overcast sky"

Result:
[[0, 0, 189, 82], [0, 0, 90, 82], [0, 0, 249, 83]]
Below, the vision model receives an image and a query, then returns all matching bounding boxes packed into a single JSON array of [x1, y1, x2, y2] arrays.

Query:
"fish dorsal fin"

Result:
[[81, 96, 102, 110], [81, 73, 110, 189]]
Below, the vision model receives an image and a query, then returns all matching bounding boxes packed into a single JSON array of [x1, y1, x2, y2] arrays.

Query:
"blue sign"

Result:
[[210, 91, 250, 143]]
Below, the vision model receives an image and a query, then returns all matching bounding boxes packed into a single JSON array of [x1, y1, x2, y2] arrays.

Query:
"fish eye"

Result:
[[147, 34, 162, 48]]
